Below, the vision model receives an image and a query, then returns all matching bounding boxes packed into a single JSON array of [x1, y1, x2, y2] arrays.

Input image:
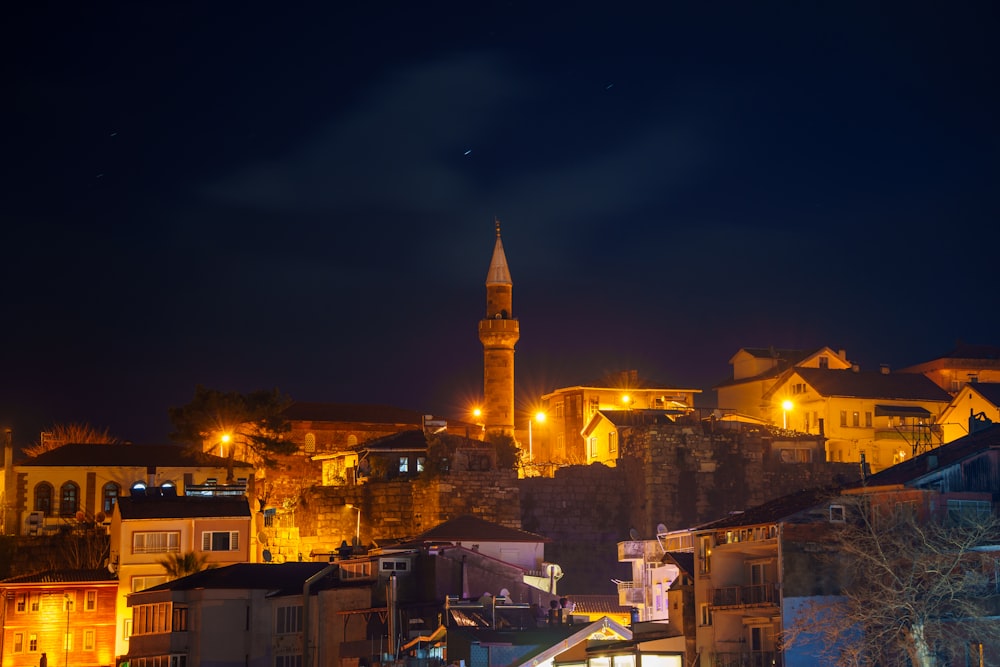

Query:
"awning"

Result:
[[874, 405, 931, 418]]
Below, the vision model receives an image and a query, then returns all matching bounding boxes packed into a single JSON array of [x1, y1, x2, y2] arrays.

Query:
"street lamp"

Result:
[[527, 412, 546, 463], [782, 400, 794, 429], [346, 504, 361, 547]]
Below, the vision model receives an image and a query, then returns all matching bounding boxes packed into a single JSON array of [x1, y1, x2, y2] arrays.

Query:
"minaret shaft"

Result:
[[479, 221, 518, 434]]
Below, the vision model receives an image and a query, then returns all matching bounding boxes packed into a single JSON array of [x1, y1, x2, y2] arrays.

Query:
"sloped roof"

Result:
[[117, 495, 251, 520], [19, 443, 251, 469], [412, 515, 549, 544], [559, 594, 631, 616], [714, 347, 814, 388], [966, 382, 1000, 406], [856, 422, 1000, 487], [695, 486, 841, 530], [738, 347, 809, 361], [140, 562, 339, 596], [776, 368, 951, 402], [282, 402, 424, 425], [1, 569, 117, 584], [662, 552, 695, 579], [929, 342, 1000, 362], [360, 429, 428, 453]]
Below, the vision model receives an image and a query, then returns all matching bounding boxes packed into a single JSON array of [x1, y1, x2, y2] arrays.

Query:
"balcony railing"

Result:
[[711, 583, 780, 609], [714, 650, 780, 667], [616, 580, 645, 605]]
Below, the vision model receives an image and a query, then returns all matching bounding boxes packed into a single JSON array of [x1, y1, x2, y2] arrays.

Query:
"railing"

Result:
[[616, 580, 644, 605], [714, 650, 780, 667], [711, 583, 780, 608]]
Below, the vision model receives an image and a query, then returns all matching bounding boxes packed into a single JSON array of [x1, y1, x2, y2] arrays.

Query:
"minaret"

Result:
[[479, 220, 519, 434]]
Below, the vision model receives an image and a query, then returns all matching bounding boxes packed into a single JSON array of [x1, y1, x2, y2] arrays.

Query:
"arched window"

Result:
[[131, 481, 146, 492], [60, 482, 80, 516], [347, 435, 358, 446], [102, 482, 120, 514], [304, 433, 316, 453], [34, 483, 53, 516]]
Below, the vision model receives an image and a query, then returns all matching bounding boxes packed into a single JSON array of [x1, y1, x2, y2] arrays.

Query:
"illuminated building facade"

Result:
[[0, 569, 117, 667]]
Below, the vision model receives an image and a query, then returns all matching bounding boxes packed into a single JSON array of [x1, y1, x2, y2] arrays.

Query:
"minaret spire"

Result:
[[479, 220, 519, 435]]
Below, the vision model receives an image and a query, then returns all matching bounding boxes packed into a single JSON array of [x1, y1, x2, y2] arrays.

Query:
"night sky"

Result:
[[3, 2, 998, 446]]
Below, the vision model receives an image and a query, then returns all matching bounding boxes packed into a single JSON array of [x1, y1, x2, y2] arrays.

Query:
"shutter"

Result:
[[231, 531, 239, 551], [202, 532, 211, 551]]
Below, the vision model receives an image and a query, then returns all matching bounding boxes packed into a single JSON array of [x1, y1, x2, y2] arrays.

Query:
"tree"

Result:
[[22, 422, 121, 458], [158, 551, 213, 580], [168, 386, 296, 478], [785, 494, 1000, 667], [487, 430, 521, 471]]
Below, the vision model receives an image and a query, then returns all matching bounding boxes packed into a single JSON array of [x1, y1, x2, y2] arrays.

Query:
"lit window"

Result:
[[29, 634, 37, 652], [700, 603, 713, 626], [852, 412, 860, 428], [399, 457, 409, 473], [134, 531, 180, 554], [15, 593, 26, 613]]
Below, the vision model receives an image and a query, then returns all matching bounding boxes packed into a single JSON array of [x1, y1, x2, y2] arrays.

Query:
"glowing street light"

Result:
[[781, 400, 794, 429], [346, 504, 361, 546], [527, 411, 546, 463]]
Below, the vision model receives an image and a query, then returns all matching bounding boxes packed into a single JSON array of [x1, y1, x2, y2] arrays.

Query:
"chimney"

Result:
[[838, 349, 847, 361], [852, 364, 860, 373], [880, 364, 890, 375]]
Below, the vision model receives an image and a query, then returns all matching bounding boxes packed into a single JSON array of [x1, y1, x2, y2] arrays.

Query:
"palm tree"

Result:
[[158, 551, 213, 580]]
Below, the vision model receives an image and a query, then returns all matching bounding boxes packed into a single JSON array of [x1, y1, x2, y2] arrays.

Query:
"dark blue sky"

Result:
[[3, 2, 998, 446]]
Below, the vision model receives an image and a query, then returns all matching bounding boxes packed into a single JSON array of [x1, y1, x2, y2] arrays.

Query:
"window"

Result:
[[60, 481, 80, 516], [29, 634, 37, 652], [63, 630, 72, 651], [609, 432, 617, 455], [34, 483, 53, 516], [64, 592, 76, 611], [304, 433, 316, 453], [13, 633, 23, 653], [202, 530, 240, 552], [699, 536, 712, 574], [852, 412, 860, 428], [839, 410, 847, 427], [947, 499, 991, 523], [399, 457, 409, 473], [275, 605, 303, 634], [30, 594, 40, 612], [589, 437, 597, 458], [699, 603, 713, 626], [123, 619, 132, 640], [829, 505, 845, 522], [276, 656, 303, 667], [172, 606, 188, 631], [170, 657, 189, 667], [15, 592, 26, 612], [865, 411, 873, 428], [131, 575, 167, 592], [85, 590, 97, 611], [134, 531, 180, 554], [416, 457, 425, 472], [84, 629, 95, 651], [818, 356, 829, 369], [102, 482, 120, 514], [133, 602, 172, 635], [381, 559, 409, 572]]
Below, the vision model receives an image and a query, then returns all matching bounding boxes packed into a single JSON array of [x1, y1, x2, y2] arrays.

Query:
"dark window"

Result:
[[60, 482, 80, 516], [102, 482, 120, 514], [34, 483, 53, 516]]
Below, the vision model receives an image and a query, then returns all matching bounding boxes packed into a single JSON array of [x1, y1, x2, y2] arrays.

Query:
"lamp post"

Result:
[[346, 504, 361, 547], [64, 593, 71, 667], [527, 412, 546, 464], [782, 400, 793, 429]]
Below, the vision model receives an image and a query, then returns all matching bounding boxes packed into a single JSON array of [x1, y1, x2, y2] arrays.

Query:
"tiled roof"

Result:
[[19, 443, 251, 469], [282, 402, 424, 425], [935, 342, 1000, 361], [558, 594, 630, 616], [141, 562, 339, 595], [784, 368, 952, 401], [412, 515, 549, 544], [740, 347, 809, 361], [855, 422, 1000, 487], [1, 569, 117, 584], [117, 495, 251, 519]]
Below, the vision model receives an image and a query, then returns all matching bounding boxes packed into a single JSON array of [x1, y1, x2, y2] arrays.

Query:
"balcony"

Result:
[[616, 580, 645, 606], [617, 540, 645, 561], [714, 651, 780, 667], [711, 583, 780, 610]]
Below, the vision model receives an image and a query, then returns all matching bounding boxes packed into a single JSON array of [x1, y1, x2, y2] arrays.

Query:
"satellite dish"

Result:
[[499, 588, 510, 598], [95, 511, 107, 523], [656, 523, 668, 536], [629, 528, 640, 540], [257, 532, 269, 545], [75, 510, 87, 523], [262, 549, 272, 562]]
